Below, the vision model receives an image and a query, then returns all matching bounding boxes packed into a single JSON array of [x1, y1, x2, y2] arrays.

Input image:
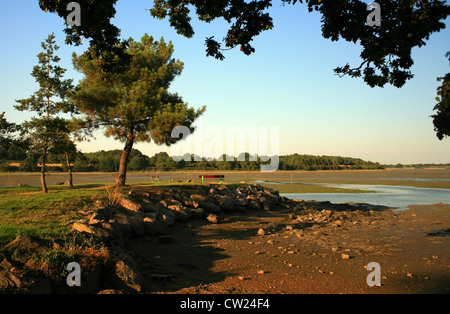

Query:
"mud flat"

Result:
[[112, 186, 450, 294]]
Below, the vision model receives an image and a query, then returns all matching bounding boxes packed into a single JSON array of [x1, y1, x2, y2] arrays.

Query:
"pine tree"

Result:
[[72, 34, 205, 186], [15, 33, 75, 193]]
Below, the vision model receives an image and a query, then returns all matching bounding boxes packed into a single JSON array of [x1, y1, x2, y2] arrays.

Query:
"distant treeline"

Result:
[[385, 163, 450, 169], [1, 149, 384, 172]]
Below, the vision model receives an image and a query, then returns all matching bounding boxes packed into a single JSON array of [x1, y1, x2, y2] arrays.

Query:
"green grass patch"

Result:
[[0, 184, 105, 245]]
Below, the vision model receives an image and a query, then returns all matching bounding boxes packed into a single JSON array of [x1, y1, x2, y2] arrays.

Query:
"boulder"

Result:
[[101, 221, 123, 239], [106, 258, 149, 293], [158, 206, 176, 225], [183, 199, 199, 208], [214, 194, 235, 212], [216, 185, 234, 197], [207, 214, 220, 224], [118, 196, 142, 213], [142, 217, 167, 236], [246, 196, 262, 211], [72, 221, 111, 241], [233, 197, 247, 207], [168, 205, 190, 222], [256, 192, 281, 210], [113, 214, 132, 238], [203, 201, 222, 213], [0, 269, 24, 292], [186, 207, 205, 220], [140, 197, 158, 213], [88, 212, 105, 226], [127, 216, 146, 237]]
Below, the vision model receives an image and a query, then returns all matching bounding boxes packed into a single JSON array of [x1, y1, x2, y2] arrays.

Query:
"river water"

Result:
[[282, 184, 450, 212]]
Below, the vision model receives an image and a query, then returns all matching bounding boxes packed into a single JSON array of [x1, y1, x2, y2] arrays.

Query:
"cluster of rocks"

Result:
[[1, 183, 298, 294], [71, 183, 295, 246], [0, 235, 148, 294], [290, 201, 389, 230]]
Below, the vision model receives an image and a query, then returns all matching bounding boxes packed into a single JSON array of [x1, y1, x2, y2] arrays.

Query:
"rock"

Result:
[[257, 192, 281, 210], [203, 201, 222, 213], [118, 196, 142, 213], [169, 206, 190, 222], [101, 221, 123, 239], [190, 194, 221, 213], [88, 212, 105, 226], [341, 254, 351, 260], [72, 221, 111, 241], [72, 221, 96, 234], [207, 214, 220, 224], [106, 258, 149, 293], [183, 199, 199, 208], [143, 217, 167, 236], [0, 270, 23, 292], [187, 207, 205, 219], [214, 194, 235, 212], [113, 214, 132, 238], [127, 216, 146, 237], [158, 206, 176, 225], [216, 185, 234, 197], [246, 197, 262, 211], [141, 197, 158, 213], [233, 197, 247, 207], [257, 228, 265, 236]]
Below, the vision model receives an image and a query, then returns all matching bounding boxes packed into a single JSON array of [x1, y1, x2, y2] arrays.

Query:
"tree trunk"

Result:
[[41, 147, 48, 194], [65, 151, 73, 188], [116, 133, 135, 187]]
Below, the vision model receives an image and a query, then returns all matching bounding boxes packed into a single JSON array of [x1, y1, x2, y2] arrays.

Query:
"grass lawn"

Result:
[[0, 184, 106, 245]]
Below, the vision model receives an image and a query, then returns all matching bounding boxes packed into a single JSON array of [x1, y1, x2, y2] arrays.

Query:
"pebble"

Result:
[[341, 254, 350, 260], [257, 228, 265, 236]]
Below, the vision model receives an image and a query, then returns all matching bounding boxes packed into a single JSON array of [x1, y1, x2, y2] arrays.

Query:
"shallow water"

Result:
[[282, 184, 450, 212]]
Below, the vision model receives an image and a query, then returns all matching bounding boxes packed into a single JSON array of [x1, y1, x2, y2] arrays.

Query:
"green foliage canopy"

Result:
[[72, 34, 205, 185]]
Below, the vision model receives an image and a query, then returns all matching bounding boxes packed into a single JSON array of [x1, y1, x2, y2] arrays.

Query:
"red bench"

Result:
[[150, 175, 160, 183], [199, 175, 224, 183]]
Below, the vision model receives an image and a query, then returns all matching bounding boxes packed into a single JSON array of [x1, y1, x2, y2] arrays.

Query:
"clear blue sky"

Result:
[[1, 0, 449, 164]]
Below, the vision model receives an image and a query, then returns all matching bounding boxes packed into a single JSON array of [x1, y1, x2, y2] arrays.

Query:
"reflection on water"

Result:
[[282, 184, 450, 212]]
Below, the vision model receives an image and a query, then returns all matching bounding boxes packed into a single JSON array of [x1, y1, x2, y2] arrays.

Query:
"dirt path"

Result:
[[121, 202, 450, 294]]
